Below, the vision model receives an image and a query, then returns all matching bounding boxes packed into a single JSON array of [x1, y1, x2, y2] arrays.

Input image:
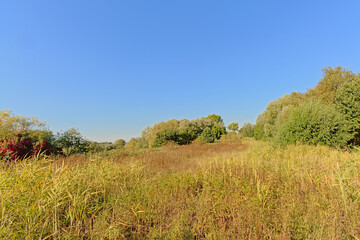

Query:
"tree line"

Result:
[[254, 66, 360, 148], [3, 66, 356, 160], [0, 111, 251, 160]]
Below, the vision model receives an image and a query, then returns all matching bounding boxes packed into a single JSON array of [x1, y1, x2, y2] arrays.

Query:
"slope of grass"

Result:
[[1, 140, 360, 239]]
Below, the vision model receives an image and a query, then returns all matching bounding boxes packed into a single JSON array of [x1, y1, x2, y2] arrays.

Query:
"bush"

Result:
[[240, 123, 254, 137], [254, 123, 265, 140], [144, 114, 226, 147], [227, 122, 239, 132], [114, 139, 126, 148], [199, 127, 215, 143], [0, 134, 52, 161], [53, 128, 87, 155], [336, 77, 360, 145], [256, 92, 304, 139], [276, 100, 352, 148]]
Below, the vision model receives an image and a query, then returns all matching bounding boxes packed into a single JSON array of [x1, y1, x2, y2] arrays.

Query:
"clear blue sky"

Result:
[[1, 0, 360, 142]]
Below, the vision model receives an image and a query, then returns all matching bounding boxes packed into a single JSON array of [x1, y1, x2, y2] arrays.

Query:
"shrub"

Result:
[[53, 128, 87, 154], [256, 92, 304, 139], [227, 122, 239, 132], [254, 123, 265, 140], [336, 77, 360, 145], [276, 100, 352, 148], [240, 123, 254, 137], [199, 127, 215, 143], [114, 139, 126, 148], [0, 134, 52, 161], [144, 114, 226, 147]]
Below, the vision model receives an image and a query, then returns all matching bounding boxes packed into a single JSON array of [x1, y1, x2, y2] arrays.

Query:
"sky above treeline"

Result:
[[1, 0, 360, 142]]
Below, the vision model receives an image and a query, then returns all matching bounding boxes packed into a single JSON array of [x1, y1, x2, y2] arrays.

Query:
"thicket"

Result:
[[142, 114, 227, 148], [0, 111, 126, 160], [0, 110, 52, 160], [0, 111, 235, 160], [255, 66, 360, 148]]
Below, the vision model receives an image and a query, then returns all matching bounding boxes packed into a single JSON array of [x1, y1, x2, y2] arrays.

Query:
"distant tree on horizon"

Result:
[[227, 122, 239, 132]]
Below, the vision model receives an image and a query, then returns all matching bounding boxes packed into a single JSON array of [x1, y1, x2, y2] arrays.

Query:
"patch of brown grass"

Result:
[[138, 141, 245, 172]]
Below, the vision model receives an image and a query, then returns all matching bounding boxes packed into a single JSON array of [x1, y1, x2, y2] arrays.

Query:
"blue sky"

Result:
[[1, 0, 360, 142]]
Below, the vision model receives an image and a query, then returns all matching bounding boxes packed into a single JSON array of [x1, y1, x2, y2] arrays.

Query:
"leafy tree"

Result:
[[114, 139, 126, 148], [306, 66, 357, 103], [125, 138, 138, 149], [227, 122, 239, 132], [276, 100, 352, 148], [0, 110, 51, 142], [254, 123, 264, 140], [240, 123, 254, 137], [199, 127, 215, 143], [143, 114, 226, 147], [86, 141, 116, 153], [256, 92, 304, 139], [336, 76, 360, 145], [0, 110, 53, 160], [136, 137, 149, 148], [54, 128, 87, 155], [202, 114, 223, 124], [152, 128, 180, 148], [211, 125, 225, 140]]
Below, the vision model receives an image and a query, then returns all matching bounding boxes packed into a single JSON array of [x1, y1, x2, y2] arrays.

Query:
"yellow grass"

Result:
[[1, 139, 360, 239]]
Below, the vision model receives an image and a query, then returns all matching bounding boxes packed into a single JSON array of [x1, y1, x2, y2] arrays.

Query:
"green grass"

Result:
[[1, 140, 360, 239]]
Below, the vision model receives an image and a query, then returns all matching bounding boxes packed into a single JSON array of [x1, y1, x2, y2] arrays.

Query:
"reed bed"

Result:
[[1, 140, 359, 239]]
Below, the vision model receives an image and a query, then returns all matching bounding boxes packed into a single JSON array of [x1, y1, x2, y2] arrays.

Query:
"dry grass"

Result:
[[1, 139, 360, 239]]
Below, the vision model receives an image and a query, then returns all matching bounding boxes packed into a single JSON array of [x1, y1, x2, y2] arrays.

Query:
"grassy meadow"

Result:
[[1, 139, 360, 239]]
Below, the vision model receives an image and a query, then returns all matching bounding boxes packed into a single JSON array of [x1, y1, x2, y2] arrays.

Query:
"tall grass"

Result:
[[1, 140, 360, 239]]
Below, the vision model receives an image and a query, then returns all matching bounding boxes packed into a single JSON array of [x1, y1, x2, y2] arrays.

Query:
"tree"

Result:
[[240, 123, 254, 137], [336, 76, 360, 145], [114, 139, 126, 148], [54, 128, 87, 155], [0, 110, 53, 160], [306, 66, 357, 103], [0, 110, 51, 142], [142, 114, 226, 147], [203, 114, 223, 124], [211, 124, 225, 140], [199, 127, 215, 143], [256, 92, 304, 139], [254, 123, 265, 140], [276, 100, 352, 148], [152, 128, 179, 148], [227, 122, 239, 132]]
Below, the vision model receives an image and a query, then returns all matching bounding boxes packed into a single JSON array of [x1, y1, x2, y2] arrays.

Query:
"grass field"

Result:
[[1, 139, 360, 239]]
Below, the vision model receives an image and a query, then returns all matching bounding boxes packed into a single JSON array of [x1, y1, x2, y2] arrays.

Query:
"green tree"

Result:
[[0, 110, 51, 142], [114, 139, 126, 148], [142, 114, 226, 147], [152, 128, 179, 148], [276, 100, 352, 148], [199, 127, 215, 143], [203, 114, 223, 124], [227, 122, 239, 132], [254, 123, 265, 140], [211, 125, 225, 140], [306, 66, 357, 103], [54, 128, 87, 155], [240, 123, 254, 137], [336, 76, 360, 145], [256, 92, 304, 139]]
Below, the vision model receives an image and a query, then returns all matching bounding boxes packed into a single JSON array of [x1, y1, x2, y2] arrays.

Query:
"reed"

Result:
[[1, 139, 359, 239]]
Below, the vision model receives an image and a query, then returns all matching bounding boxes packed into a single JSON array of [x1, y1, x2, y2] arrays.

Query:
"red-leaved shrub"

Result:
[[0, 134, 52, 161]]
